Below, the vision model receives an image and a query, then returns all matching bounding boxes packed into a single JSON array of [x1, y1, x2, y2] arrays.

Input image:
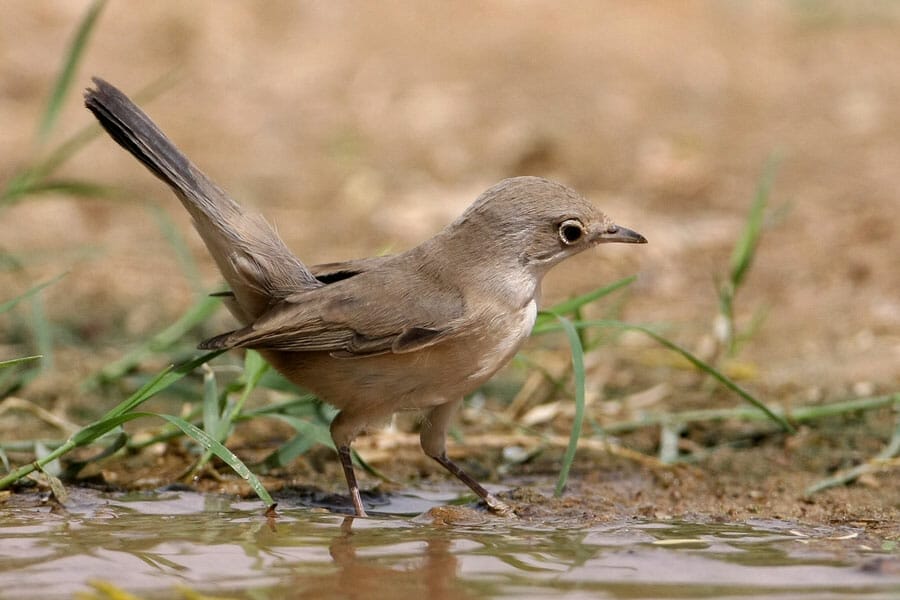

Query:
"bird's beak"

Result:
[[594, 224, 648, 244]]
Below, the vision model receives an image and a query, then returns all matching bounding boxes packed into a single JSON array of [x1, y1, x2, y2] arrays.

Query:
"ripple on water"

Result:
[[1, 488, 898, 599]]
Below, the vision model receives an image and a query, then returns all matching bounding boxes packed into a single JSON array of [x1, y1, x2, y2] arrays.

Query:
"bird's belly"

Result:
[[263, 300, 538, 412]]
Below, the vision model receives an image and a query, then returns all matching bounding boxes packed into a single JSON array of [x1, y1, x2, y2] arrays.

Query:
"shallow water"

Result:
[[1, 488, 898, 599]]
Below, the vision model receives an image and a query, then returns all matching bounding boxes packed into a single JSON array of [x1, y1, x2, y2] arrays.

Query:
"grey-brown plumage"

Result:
[[84, 78, 646, 517]]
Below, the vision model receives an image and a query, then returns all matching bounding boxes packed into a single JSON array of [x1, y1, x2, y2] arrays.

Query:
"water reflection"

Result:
[[0, 488, 897, 599], [302, 516, 475, 600]]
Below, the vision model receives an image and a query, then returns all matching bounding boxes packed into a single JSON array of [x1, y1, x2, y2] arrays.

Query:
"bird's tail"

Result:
[[84, 77, 320, 323]]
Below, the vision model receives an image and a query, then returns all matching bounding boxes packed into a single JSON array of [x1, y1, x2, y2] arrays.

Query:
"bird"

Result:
[[84, 77, 647, 517]]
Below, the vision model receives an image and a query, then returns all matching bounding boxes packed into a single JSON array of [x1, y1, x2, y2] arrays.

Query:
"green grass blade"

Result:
[[33, 440, 58, 465], [0, 411, 145, 489], [201, 365, 221, 438], [264, 411, 377, 478], [29, 293, 54, 373], [0, 356, 42, 370], [79, 430, 128, 464], [61, 430, 129, 480], [241, 393, 320, 418], [2, 70, 179, 208], [155, 413, 274, 506], [230, 350, 269, 417], [150, 205, 204, 293], [351, 447, 390, 482], [603, 393, 898, 434], [0, 353, 234, 491], [194, 351, 270, 472], [804, 393, 900, 497], [70, 412, 152, 447], [1, 129, 98, 206], [631, 324, 793, 432], [223, 350, 269, 427], [534, 318, 795, 433], [38, 0, 107, 142], [545, 313, 587, 497], [91, 295, 221, 385], [0, 252, 24, 271], [0, 438, 72, 488], [715, 155, 782, 356], [729, 155, 779, 290], [15, 179, 114, 198], [269, 414, 336, 449], [101, 350, 226, 421], [261, 431, 317, 469], [0, 406, 273, 508], [0, 273, 67, 314], [535, 276, 635, 329]]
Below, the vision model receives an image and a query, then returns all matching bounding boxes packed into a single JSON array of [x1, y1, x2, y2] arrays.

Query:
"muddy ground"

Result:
[[1, 3, 898, 539]]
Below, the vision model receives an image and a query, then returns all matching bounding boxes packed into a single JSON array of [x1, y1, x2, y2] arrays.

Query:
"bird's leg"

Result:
[[336, 444, 367, 517], [331, 410, 369, 517], [421, 400, 515, 517], [429, 453, 515, 517]]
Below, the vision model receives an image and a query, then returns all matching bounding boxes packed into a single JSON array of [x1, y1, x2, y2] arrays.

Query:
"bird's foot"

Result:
[[483, 493, 517, 518]]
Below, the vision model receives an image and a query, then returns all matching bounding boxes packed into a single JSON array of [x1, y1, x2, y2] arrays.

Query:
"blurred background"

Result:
[[1, 1, 899, 408]]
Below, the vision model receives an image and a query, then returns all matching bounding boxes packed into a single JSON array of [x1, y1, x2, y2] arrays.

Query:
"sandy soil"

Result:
[[1, 3, 898, 537]]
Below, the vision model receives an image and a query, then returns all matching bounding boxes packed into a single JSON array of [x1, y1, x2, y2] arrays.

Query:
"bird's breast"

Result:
[[465, 298, 538, 383]]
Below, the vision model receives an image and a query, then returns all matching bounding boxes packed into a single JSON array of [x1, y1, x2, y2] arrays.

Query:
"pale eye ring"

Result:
[[558, 219, 585, 245]]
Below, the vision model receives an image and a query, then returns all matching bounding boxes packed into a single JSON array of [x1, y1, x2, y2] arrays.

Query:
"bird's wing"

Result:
[[209, 255, 394, 303], [308, 255, 395, 283], [199, 267, 468, 357]]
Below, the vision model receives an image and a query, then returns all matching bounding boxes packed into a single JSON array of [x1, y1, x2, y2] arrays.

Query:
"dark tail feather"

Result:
[[84, 78, 321, 322], [85, 78, 198, 195]]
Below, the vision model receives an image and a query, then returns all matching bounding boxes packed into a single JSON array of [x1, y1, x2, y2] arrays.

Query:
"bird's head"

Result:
[[454, 176, 646, 275]]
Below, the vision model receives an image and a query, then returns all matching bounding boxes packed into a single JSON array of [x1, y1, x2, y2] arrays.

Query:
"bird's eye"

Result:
[[558, 219, 585, 245]]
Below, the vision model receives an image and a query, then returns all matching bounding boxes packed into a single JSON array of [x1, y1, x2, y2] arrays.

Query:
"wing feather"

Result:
[[199, 263, 466, 357]]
